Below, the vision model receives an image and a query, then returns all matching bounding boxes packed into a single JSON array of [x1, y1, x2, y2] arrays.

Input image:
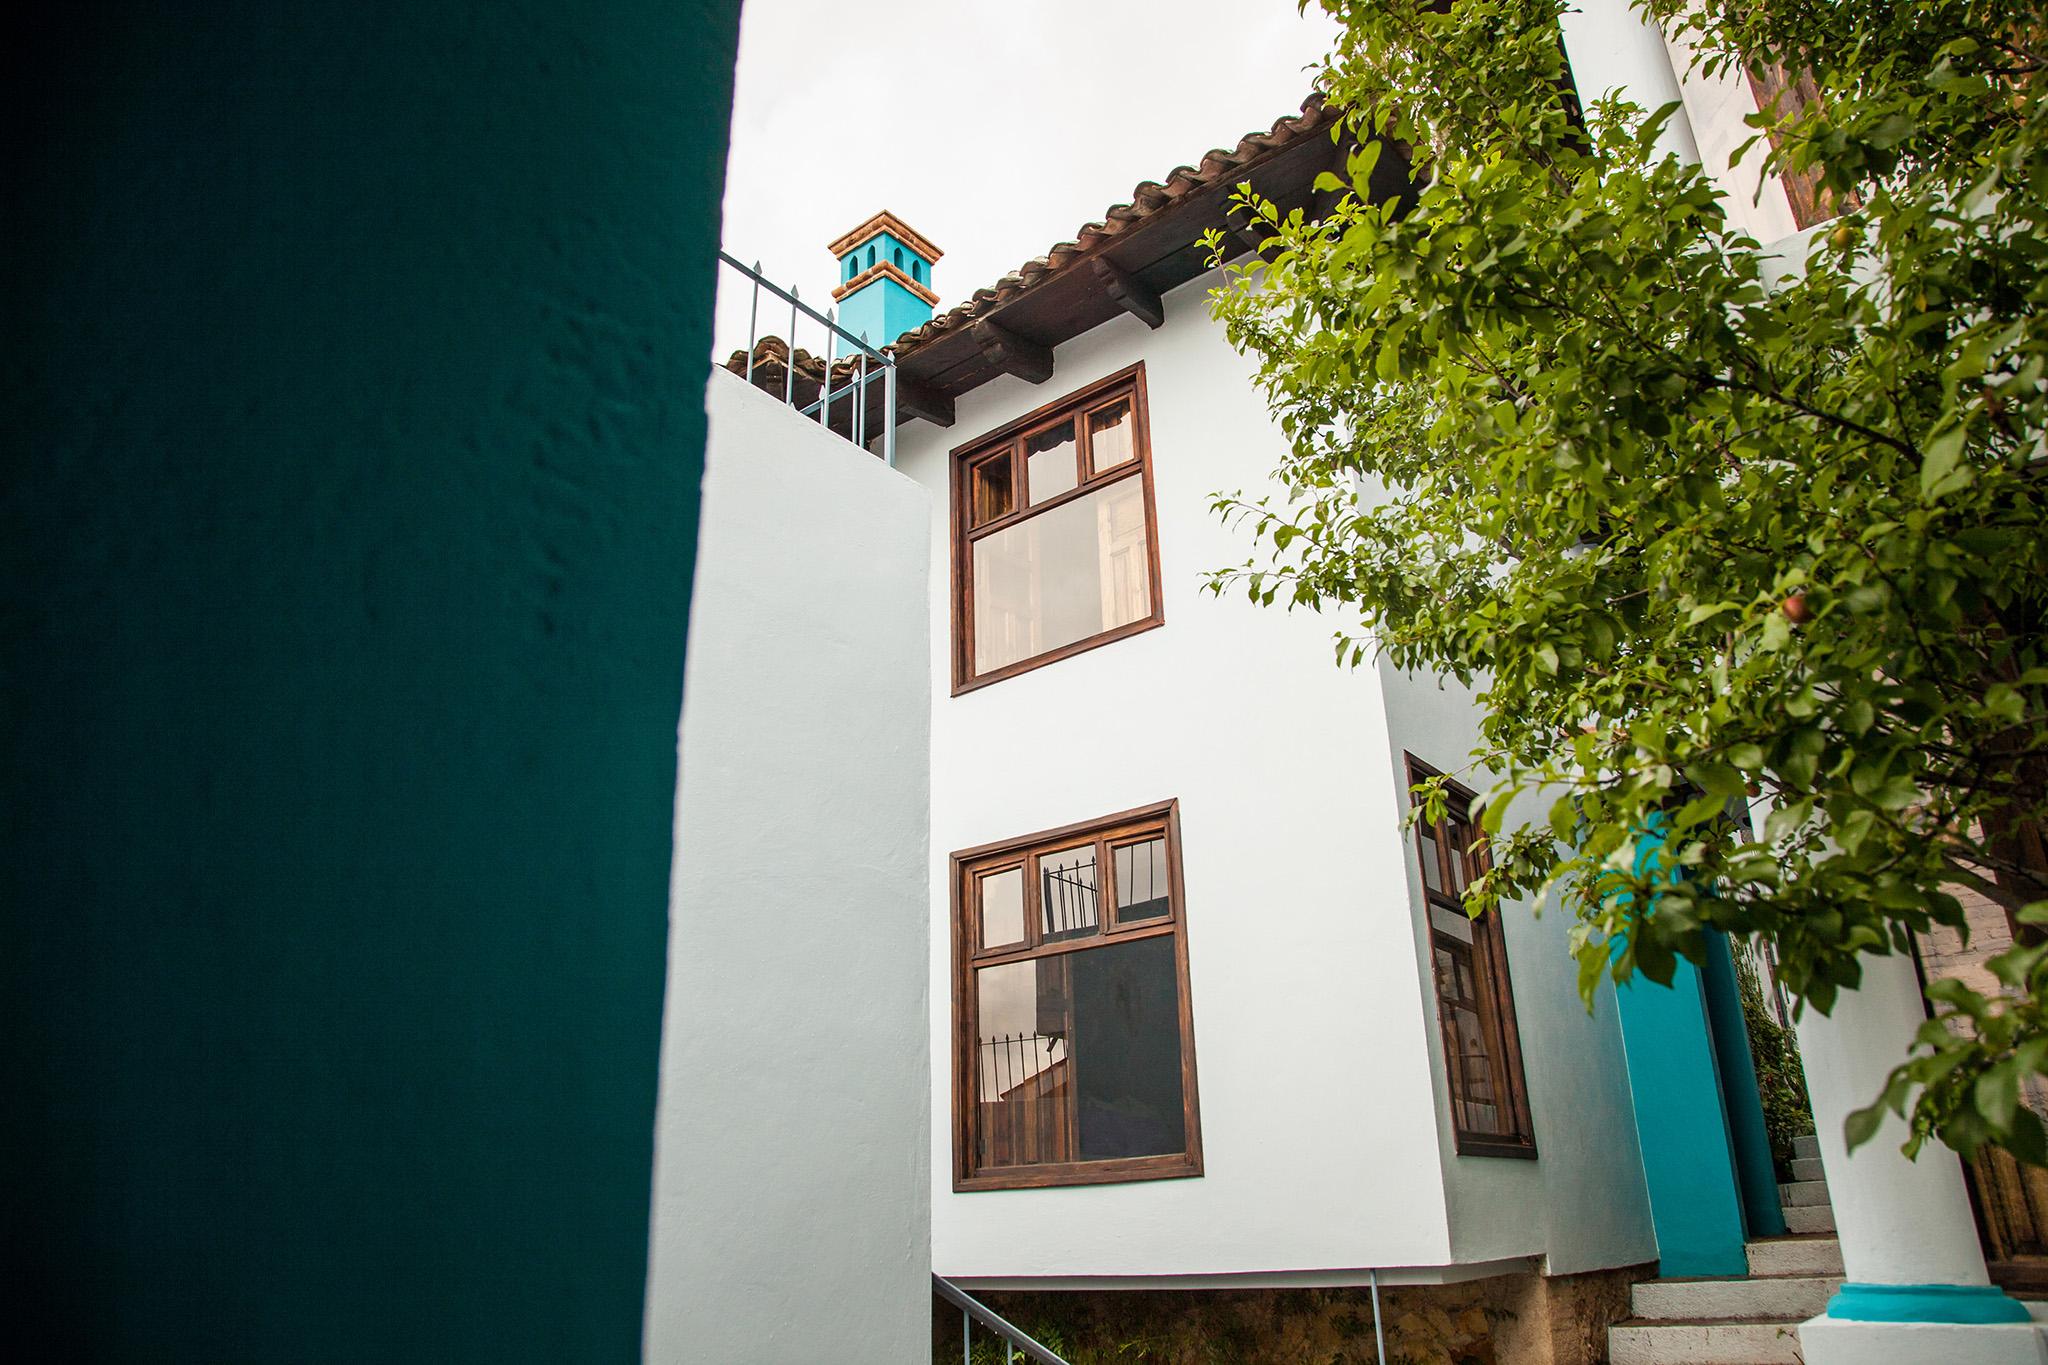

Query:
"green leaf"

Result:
[[1203, 0, 2048, 1170], [2007, 1110, 2048, 1167], [1919, 422, 1971, 502], [1687, 761, 1747, 799], [1845, 1103, 1887, 1151], [1976, 1062, 2022, 1130]]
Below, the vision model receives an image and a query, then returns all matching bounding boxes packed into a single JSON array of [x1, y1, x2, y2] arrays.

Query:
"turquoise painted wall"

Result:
[[1608, 819, 1767, 1276], [3, 3, 739, 1357], [841, 231, 930, 284], [1702, 931, 1789, 1239], [1615, 960, 1754, 1276]]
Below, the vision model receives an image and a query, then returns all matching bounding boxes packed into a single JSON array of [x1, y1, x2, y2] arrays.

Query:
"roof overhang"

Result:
[[885, 97, 1416, 426]]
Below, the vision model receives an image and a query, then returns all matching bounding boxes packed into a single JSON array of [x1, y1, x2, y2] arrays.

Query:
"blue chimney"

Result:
[[829, 211, 940, 357]]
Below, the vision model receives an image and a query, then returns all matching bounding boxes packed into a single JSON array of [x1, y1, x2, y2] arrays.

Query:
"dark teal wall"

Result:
[[1701, 931, 1789, 1239], [1614, 960, 1753, 1276], [3, 4, 739, 1358]]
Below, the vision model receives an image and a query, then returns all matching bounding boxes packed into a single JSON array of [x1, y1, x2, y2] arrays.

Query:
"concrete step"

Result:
[[1790, 1155, 1825, 1183], [1779, 1178, 1831, 1207], [1792, 1133, 1821, 1161], [1609, 1318, 1805, 1365], [1633, 1273, 1841, 1321], [1748, 1234, 1845, 1277], [1784, 1203, 1837, 1234]]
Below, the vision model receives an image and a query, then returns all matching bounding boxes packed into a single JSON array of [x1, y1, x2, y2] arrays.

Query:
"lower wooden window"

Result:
[[1408, 757, 1537, 1158], [952, 801, 1202, 1190]]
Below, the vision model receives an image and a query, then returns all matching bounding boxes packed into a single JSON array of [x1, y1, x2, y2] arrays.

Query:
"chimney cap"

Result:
[[828, 211, 943, 264]]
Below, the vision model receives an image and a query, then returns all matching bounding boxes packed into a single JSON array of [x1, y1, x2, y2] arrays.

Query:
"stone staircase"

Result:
[[1609, 1133, 1840, 1364]]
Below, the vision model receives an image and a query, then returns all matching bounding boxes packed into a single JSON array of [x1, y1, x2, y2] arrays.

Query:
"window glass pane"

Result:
[[1088, 398, 1135, 473], [1025, 420, 1078, 504], [1114, 838, 1170, 923], [979, 867, 1025, 950], [1434, 940, 1502, 1135], [1433, 901, 1514, 1140], [974, 937, 1186, 1169], [1418, 826, 1444, 892], [1039, 845, 1100, 941], [1446, 820, 1471, 893], [1431, 904, 1475, 942], [969, 452, 1014, 527], [974, 959, 1072, 1170], [971, 477, 1152, 675]]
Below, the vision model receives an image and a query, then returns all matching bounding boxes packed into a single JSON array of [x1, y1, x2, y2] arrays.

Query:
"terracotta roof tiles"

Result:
[[888, 94, 1336, 357]]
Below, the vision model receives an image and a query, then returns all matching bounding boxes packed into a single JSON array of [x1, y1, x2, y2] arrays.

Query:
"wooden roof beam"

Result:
[[894, 373, 955, 428], [970, 320, 1053, 385], [1228, 214, 1270, 261], [1089, 257, 1165, 330]]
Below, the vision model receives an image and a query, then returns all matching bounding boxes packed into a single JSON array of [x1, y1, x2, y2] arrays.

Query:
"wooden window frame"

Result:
[[1407, 756, 1538, 1159], [949, 363, 1164, 695], [950, 799, 1203, 1191]]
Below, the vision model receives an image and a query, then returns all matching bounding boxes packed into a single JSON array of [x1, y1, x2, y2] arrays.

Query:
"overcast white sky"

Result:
[[712, 0, 1339, 361]]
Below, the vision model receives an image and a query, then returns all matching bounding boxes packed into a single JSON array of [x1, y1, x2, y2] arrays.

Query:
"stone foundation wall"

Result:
[[932, 1265, 1650, 1365]]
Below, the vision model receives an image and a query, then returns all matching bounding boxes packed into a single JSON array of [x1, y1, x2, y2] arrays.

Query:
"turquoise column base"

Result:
[[1828, 1282, 2034, 1324]]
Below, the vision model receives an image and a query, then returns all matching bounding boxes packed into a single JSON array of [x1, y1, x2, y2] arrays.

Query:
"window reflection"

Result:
[[974, 937, 1185, 1169], [1040, 845, 1099, 941], [1115, 838, 1169, 923], [970, 453, 1014, 527], [1088, 399, 1135, 473], [1025, 421, 1078, 504], [980, 867, 1025, 949], [972, 477, 1150, 674], [1419, 826, 1444, 893]]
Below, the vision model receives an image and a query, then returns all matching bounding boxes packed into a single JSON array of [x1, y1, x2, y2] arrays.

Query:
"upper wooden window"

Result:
[[1408, 757, 1537, 1158], [951, 364, 1162, 693], [951, 800, 1202, 1190]]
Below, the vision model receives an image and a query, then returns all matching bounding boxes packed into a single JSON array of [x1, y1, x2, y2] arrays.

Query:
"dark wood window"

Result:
[[951, 364, 1162, 693], [1745, 62, 1834, 229], [952, 800, 1202, 1190], [1408, 757, 1536, 1158]]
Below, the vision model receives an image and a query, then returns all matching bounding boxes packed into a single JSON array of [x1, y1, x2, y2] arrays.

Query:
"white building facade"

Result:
[[892, 270, 1658, 1291], [674, 11, 2048, 1359]]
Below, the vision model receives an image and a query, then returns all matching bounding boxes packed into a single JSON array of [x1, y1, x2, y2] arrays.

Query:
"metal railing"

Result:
[[933, 1275, 1071, 1365], [717, 250, 897, 466], [1041, 863, 1099, 939], [981, 1031, 1067, 1100]]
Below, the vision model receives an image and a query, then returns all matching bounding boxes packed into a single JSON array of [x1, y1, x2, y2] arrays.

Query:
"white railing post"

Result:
[[882, 356, 897, 468]]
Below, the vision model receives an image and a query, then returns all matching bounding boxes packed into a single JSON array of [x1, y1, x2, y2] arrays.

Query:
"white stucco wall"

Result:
[[899, 270, 1658, 1285], [901, 275, 1453, 1283], [1376, 665, 1657, 1277], [1658, 24, 1801, 245], [1557, 0, 1701, 164], [643, 374, 932, 1363], [1558, 0, 1805, 247]]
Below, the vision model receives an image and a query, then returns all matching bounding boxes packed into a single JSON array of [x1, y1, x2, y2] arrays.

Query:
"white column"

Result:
[[1795, 950, 2045, 1365], [1555, 0, 1702, 165]]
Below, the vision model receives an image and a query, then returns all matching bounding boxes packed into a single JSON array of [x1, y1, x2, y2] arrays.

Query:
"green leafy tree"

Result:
[[1208, 0, 2047, 1159]]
